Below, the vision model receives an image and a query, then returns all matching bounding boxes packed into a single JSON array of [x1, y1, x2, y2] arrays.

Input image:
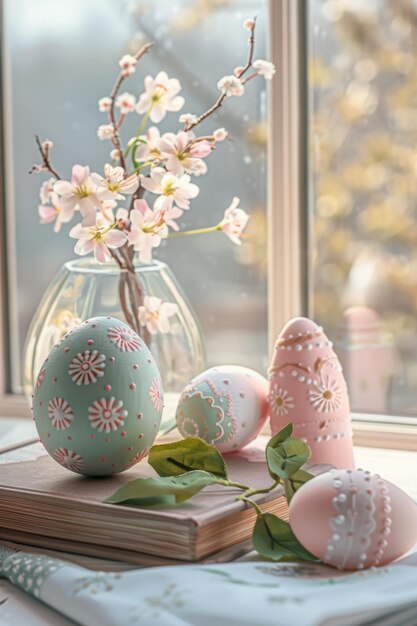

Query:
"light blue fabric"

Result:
[[2, 545, 417, 625]]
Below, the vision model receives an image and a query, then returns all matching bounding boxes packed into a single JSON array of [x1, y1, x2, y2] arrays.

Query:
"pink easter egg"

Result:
[[289, 469, 417, 571], [268, 317, 354, 468]]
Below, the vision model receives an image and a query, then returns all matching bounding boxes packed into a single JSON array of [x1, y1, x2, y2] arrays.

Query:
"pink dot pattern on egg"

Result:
[[268, 317, 355, 469]]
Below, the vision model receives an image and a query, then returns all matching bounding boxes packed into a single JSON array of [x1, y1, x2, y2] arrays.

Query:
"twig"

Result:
[[109, 248, 125, 270], [31, 135, 61, 179], [237, 16, 257, 79], [186, 17, 257, 132], [118, 272, 135, 329], [108, 42, 154, 173]]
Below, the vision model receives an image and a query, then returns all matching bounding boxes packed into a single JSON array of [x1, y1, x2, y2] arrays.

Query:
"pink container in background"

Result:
[[268, 317, 355, 469], [334, 306, 400, 414]]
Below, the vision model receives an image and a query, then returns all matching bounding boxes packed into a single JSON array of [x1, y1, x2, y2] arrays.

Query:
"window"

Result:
[[307, 0, 417, 422], [2, 0, 269, 397]]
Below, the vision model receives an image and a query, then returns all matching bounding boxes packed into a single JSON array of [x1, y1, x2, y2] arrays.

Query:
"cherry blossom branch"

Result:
[[236, 16, 257, 79], [108, 42, 155, 173], [185, 17, 257, 132], [30, 135, 61, 179]]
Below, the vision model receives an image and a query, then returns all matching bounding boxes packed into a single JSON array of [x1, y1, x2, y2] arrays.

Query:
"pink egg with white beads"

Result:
[[268, 317, 354, 468], [289, 469, 417, 571]]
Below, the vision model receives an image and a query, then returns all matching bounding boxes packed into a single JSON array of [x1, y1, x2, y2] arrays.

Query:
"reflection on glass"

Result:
[[4, 0, 268, 393], [308, 0, 417, 416]]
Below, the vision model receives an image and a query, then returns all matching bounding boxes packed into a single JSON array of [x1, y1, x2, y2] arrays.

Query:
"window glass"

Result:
[[308, 0, 417, 416], [4, 0, 268, 393]]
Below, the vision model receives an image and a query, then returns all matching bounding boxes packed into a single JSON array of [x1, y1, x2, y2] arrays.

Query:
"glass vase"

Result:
[[23, 258, 205, 432]]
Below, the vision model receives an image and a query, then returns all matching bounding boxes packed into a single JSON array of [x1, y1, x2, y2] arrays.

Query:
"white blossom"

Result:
[[253, 59, 276, 80], [179, 113, 198, 125], [213, 128, 228, 142], [53, 165, 104, 226], [118, 54, 137, 77], [70, 215, 127, 264], [127, 200, 169, 263], [217, 75, 244, 97], [115, 91, 136, 114], [136, 71, 184, 123], [97, 124, 115, 141], [138, 296, 178, 335], [140, 168, 199, 210], [219, 197, 249, 245], [39, 177, 55, 204], [244, 18, 255, 30], [98, 97, 112, 112]]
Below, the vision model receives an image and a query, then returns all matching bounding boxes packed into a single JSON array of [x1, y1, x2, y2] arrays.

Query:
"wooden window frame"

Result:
[[0, 0, 416, 450]]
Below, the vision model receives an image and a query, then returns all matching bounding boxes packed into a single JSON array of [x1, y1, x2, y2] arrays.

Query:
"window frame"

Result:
[[0, 0, 416, 450]]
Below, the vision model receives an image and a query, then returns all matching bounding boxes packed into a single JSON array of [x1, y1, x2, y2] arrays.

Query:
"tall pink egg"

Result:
[[268, 317, 355, 468]]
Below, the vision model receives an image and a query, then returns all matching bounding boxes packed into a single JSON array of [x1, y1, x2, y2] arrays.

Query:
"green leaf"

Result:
[[267, 423, 293, 450], [148, 437, 228, 479], [105, 470, 218, 506], [283, 468, 315, 503], [252, 513, 318, 562], [266, 428, 311, 481]]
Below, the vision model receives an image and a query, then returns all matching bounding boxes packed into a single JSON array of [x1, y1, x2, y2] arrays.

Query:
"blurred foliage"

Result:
[[310, 0, 417, 410]]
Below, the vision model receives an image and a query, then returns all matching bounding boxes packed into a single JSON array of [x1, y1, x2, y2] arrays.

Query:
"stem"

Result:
[[186, 16, 257, 132], [135, 109, 151, 140], [108, 42, 154, 173], [237, 17, 257, 80], [109, 248, 124, 270], [238, 480, 280, 500], [168, 225, 220, 238], [118, 272, 135, 329], [32, 135, 61, 179], [239, 496, 263, 518], [216, 479, 250, 491]]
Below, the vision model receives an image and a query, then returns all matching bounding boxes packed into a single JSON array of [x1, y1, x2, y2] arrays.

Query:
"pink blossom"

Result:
[[136, 71, 185, 123], [110, 148, 121, 160], [140, 168, 199, 210], [38, 192, 75, 233], [69, 215, 127, 264], [138, 296, 178, 335], [219, 197, 249, 245], [42, 139, 53, 151], [179, 113, 198, 125], [115, 207, 130, 230], [253, 59, 276, 80], [39, 177, 55, 204], [118, 54, 137, 77], [134, 126, 161, 162], [213, 128, 228, 141], [244, 18, 255, 30], [53, 165, 103, 226], [158, 131, 212, 176], [91, 164, 139, 200], [115, 91, 136, 114], [97, 124, 115, 141], [98, 97, 112, 112], [127, 200, 169, 263], [217, 75, 244, 97]]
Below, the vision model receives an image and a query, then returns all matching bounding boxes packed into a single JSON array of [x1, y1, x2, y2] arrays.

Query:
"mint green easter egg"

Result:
[[32, 316, 163, 476]]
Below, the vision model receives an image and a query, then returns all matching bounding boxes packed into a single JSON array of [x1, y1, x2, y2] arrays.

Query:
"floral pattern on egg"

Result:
[[32, 316, 163, 476], [176, 365, 269, 453], [268, 317, 355, 469]]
